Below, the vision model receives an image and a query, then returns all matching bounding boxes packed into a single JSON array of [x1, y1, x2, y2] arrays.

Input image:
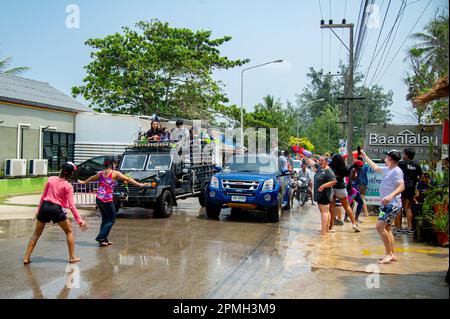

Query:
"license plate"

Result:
[[231, 196, 246, 202]]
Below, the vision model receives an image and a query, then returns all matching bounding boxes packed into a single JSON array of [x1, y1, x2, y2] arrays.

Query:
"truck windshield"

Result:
[[223, 155, 278, 174], [121, 155, 147, 170], [146, 154, 172, 171]]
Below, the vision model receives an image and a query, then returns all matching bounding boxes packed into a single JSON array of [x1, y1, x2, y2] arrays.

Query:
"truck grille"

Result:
[[115, 181, 139, 196], [222, 180, 260, 197]]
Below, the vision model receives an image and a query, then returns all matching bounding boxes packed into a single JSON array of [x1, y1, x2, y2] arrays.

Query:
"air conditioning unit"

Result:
[[29, 159, 48, 176], [4, 159, 27, 177]]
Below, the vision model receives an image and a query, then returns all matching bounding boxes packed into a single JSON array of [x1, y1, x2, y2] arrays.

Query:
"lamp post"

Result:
[[240, 59, 283, 153], [297, 98, 325, 138]]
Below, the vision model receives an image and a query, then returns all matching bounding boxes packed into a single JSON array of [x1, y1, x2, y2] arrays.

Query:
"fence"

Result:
[[72, 182, 99, 206]]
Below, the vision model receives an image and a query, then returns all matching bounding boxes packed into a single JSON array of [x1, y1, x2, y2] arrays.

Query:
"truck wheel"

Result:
[[268, 194, 282, 223], [154, 190, 173, 218], [206, 203, 221, 219], [198, 183, 208, 207]]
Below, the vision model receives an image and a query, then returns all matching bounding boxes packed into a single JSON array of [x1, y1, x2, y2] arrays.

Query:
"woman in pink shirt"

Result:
[[23, 162, 88, 264], [79, 156, 146, 247]]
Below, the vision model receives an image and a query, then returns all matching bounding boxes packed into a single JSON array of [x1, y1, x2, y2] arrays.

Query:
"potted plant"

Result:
[[426, 212, 449, 246]]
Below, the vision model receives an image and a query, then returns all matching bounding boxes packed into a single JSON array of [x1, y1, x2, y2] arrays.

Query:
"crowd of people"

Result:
[[280, 146, 447, 265], [138, 119, 190, 142]]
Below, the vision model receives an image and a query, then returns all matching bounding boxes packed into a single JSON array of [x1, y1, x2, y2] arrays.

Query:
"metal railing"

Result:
[[72, 182, 99, 206]]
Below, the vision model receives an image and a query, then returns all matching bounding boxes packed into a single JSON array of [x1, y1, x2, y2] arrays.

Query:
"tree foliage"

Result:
[[0, 56, 29, 75], [72, 20, 249, 122], [404, 12, 449, 123]]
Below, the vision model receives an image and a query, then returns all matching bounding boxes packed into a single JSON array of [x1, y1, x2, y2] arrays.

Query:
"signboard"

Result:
[[364, 165, 384, 206], [365, 124, 442, 161]]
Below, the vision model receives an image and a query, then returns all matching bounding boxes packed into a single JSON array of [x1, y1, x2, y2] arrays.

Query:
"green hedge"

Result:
[[0, 177, 47, 195]]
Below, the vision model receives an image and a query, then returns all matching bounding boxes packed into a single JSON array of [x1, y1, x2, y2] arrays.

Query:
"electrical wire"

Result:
[[373, 0, 432, 85], [368, 0, 406, 85], [369, 2, 407, 86], [362, 0, 392, 87]]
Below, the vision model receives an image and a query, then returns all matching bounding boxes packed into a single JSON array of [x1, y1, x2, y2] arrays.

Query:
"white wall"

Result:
[[75, 112, 151, 144]]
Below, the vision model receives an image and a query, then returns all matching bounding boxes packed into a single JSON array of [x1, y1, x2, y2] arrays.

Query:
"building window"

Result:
[[43, 132, 75, 172]]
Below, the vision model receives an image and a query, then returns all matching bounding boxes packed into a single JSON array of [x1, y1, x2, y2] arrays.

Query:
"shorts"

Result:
[[37, 201, 67, 224], [333, 188, 348, 198], [378, 204, 401, 225], [357, 184, 367, 196], [401, 187, 416, 200]]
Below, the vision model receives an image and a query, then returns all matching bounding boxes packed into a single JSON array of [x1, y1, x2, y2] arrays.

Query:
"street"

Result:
[[0, 197, 448, 299]]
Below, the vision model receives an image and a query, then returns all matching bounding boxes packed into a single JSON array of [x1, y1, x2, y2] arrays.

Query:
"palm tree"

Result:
[[0, 56, 30, 75], [409, 13, 449, 76]]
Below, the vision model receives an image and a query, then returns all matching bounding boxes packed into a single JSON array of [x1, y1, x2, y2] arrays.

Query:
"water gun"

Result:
[[291, 145, 312, 158]]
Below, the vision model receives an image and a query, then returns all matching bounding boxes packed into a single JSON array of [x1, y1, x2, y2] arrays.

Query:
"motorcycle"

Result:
[[297, 176, 309, 207]]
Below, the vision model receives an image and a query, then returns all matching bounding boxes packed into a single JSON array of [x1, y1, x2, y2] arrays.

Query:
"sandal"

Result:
[[23, 259, 31, 265], [99, 242, 109, 247], [69, 257, 81, 263]]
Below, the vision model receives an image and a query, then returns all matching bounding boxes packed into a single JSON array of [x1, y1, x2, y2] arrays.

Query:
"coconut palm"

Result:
[[0, 56, 30, 75], [409, 13, 449, 76]]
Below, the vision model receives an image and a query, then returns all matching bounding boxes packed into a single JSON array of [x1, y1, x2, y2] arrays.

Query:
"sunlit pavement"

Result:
[[0, 196, 448, 299]]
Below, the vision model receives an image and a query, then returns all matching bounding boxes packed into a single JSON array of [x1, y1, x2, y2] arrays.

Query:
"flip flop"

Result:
[[69, 257, 81, 263], [23, 260, 31, 265], [99, 242, 109, 247]]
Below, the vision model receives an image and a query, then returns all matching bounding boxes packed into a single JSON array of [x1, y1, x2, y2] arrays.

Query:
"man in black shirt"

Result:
[[396, 148, 422, 235]]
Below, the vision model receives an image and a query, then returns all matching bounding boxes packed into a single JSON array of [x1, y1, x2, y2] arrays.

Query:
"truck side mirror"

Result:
[[281, 168, 291, 176], [214, 165, 222, 172]]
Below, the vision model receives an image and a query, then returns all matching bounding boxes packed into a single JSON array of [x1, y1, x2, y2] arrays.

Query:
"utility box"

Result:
[[29, 159, 48, 176], [4, 159, 27, 177]]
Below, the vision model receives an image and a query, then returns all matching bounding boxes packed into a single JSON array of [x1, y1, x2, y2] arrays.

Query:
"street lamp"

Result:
[[240, 59, 283, 153], [297, 98, 325, 138]]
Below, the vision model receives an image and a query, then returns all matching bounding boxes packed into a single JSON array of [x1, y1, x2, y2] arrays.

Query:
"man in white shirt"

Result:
[[361, 149, 405, 265]]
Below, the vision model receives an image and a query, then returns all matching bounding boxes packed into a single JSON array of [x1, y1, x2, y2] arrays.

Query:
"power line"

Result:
[[318, 0, 324, 19], [373, 0, 432, 85], [369, 2, 407, 86], [368, 0, 406, 85], [362, 0, 392, 87]]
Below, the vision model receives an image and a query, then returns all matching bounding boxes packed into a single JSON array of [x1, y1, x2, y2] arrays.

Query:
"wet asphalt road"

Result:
[[0, 198, 448, 299]]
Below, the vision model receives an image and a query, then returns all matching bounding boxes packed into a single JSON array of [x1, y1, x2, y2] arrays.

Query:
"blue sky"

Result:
[[0, 0, 447, 124]]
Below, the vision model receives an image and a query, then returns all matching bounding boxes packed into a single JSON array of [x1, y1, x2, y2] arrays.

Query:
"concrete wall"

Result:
[[0, 102, 76, 175]]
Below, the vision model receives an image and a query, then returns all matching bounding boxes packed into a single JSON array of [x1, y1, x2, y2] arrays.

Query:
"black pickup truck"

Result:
[[113, 140, 216, 218]]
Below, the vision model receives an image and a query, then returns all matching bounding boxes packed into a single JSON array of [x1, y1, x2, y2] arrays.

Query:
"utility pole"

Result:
[[321, 20, 355, 164]]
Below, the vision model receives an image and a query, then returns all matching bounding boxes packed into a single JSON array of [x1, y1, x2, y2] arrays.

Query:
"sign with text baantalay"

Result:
[[364, 124, 442, 161], [365, 165, 384, 206]]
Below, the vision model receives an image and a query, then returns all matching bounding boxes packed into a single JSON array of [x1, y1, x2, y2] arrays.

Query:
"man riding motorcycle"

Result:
[[297, 161, 315, 205]]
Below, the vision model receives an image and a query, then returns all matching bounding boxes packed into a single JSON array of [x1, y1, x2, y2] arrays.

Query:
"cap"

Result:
[[61, 162, 77, 173], [104, 156, 118, 166], [383, 149, 401, 162]]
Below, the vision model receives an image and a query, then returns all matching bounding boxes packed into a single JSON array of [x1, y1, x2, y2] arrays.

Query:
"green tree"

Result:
[[404, 12, 449, 123], [72, 20, 249, 122], [0, 56, 29, 75], [410, 12, 449, 77], [295, 66, 392, 153]]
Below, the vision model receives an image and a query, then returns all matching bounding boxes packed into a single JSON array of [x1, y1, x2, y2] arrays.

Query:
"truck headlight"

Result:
[[262, 179, 274, 191], [210, 176, 219, 188]]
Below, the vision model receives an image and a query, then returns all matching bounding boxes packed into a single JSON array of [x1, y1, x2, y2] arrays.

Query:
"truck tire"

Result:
[[198, 183, 208, 207], [268, 193, 282, 223], [206, 203, 221, 219], [154, 190, 173, 218]]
